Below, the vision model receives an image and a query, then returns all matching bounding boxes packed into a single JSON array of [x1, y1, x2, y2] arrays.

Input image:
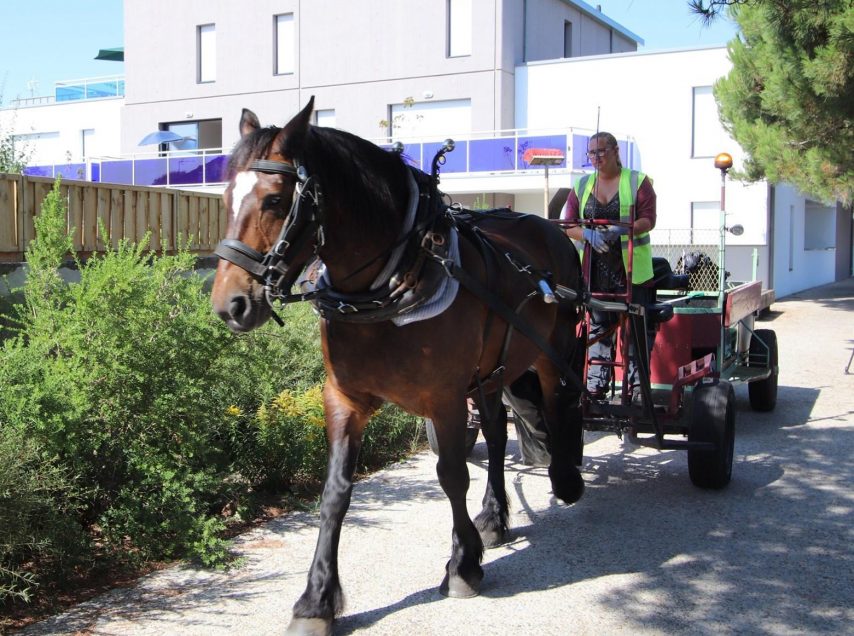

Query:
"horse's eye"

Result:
[[263, 195, 283, 211]]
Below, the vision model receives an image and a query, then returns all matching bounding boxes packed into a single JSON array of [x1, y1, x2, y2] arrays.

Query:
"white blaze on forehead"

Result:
[[230, 171, 258, 220]]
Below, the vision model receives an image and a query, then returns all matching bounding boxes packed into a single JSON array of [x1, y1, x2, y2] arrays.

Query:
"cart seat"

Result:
[[646, 258, 688, 325], [652, 257, 690, 291]]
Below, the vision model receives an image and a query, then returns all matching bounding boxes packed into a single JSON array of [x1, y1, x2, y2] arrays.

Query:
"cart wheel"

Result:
[[425, 418, 479, 457], [748, 329, 778, 412], [688, 380, 735, 489]]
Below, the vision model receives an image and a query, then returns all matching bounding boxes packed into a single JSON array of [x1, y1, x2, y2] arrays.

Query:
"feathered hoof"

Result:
[[549, 463, 585, 505], [439, 571, 482, 598], [285, 617, 333, 636], [478, 526, 507, 549]]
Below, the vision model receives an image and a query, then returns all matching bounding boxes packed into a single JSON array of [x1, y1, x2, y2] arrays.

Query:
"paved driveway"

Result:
[[18, 279, 854, 635]]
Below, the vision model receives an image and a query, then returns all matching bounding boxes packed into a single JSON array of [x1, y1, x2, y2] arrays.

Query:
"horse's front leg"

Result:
[[538, 362, 585, 505], [432, 400, 485, 598], [287, 384, 376, 636], [472, 391, 510, 547]]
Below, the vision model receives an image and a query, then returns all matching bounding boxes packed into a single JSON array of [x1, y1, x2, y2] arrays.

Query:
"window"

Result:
[[160, 119, 223, 154], [314, 109, 336, 128], [447, 0, 472, 57], [198, 24, 216, 83], [692, 86, 729, 158], [81, 129, 95, 159], [275, 14, 295, 75], [563, 21, 572, 58], [804, 200, 836, 250]]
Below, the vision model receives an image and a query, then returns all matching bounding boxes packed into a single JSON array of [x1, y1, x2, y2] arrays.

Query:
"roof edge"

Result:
[[562, 0, 644, 46]]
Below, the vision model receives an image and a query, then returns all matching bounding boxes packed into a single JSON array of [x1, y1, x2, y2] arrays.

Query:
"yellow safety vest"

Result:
[[576, 168, 653, 284]]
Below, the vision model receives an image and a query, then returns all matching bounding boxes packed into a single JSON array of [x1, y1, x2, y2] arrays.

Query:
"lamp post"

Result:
[[714, 152, 734, 360], [523, 148, 566, 217], [714, 152, 734, 293]]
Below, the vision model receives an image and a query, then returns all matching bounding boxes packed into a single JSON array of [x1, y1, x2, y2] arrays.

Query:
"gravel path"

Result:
[[16, 278, 854, 635]]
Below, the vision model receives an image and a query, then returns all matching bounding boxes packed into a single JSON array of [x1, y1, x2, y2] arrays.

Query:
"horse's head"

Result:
[[211, 98, 317, 332]]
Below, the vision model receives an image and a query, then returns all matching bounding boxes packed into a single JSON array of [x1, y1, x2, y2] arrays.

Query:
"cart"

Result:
[[565, 193, 777, 490], [425, 157, 778, 488]]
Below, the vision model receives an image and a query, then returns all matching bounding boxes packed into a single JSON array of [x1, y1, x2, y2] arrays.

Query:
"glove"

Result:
[[582, 228, 609, 253], [601, 224, 629, 242]]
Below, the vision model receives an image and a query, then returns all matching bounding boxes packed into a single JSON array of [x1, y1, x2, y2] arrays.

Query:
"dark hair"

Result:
[[589, 131, 622, 168]]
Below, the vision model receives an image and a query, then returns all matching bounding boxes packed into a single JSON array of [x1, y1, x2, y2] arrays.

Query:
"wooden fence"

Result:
[[0, 173, 227, 261]]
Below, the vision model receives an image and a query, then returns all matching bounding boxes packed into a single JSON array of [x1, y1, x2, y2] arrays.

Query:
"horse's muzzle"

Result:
[[213, 290, 271, 333]]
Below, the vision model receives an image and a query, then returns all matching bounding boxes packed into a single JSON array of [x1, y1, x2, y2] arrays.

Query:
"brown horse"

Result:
[[211, 98, 585, 635]]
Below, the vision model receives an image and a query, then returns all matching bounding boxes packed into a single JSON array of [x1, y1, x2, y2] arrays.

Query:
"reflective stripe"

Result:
[[632, 233, 651, 247], [575, 168, 653, 284]]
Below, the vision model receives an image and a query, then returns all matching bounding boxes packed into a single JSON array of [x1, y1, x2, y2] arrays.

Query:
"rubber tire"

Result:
[[425, 418, 479, 457], [748, 329, 778, 412], [688, 380, 735, 489]]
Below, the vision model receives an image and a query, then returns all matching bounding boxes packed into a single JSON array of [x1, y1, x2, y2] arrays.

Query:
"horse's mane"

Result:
[[229, 124, 410, 237]]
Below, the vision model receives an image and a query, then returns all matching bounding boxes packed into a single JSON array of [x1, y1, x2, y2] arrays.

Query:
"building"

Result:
[[1, 0, 849, 296]]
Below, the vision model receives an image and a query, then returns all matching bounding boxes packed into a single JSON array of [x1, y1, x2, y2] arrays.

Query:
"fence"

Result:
[[0, 173, 227, 262]]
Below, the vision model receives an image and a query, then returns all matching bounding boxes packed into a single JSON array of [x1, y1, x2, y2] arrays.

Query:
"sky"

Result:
[[0, 1, 737, 104]]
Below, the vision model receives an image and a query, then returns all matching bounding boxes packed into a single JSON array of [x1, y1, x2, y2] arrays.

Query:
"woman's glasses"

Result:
[[586, 148, 612, 159]]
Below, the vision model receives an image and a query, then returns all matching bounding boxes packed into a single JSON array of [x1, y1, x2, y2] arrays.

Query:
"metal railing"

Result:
[[25, 126, 637, 188]]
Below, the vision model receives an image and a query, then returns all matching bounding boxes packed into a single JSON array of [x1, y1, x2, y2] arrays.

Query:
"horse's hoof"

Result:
[[285, 617, 333, 636], [439, 572, 481, 598], [478, 526, 507, 549], [549, 464, 585, 504]]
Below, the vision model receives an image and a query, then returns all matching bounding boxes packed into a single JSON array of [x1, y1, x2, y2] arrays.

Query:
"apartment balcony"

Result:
[[24, 127, 636, 192], [6, 75, 125, 109]]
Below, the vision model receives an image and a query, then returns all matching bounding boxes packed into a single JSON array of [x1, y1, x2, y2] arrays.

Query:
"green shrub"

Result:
[[236, 385, 424, 490], [0, 177, 425, 604], [0, 426, 86, 604]]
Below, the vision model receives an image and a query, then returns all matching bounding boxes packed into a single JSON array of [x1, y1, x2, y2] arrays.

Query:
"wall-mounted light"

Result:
[[185, 112, 194, 119], [422, 91, 434, 99]]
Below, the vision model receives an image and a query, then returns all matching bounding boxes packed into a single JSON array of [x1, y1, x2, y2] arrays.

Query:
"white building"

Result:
[[1, 0, 849, 296]]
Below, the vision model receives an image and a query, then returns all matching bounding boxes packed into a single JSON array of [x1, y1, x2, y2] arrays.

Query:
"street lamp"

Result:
[[714, 152, 733, 297], [523, 148, 566, 217]]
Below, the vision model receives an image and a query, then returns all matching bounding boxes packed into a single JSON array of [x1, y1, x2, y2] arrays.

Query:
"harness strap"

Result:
[[435, 249, 584, 392], [215, 239, 269, 278]]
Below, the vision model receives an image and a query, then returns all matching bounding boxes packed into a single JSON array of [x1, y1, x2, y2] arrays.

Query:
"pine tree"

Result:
[[695, 0, 853, 204]]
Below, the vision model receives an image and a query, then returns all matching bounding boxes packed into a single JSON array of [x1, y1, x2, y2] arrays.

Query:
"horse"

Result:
[[211, 97, 586, 636]]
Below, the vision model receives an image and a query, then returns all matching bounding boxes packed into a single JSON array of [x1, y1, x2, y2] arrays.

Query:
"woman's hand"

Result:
[[582, 228, 609, 253]]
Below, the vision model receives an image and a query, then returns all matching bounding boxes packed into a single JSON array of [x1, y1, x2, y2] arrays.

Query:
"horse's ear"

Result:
[[240, 108, 261, 139], [278, 96, 315, 156]]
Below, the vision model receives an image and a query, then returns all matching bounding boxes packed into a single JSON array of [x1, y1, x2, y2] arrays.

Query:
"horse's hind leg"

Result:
[[473, 391, 510, 547], [287, 384, 376, 636], [432, 400, 485, 598]]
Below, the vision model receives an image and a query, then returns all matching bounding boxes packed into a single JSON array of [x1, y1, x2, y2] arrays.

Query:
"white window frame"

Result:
[[274, 13, 295, 75], [314, 109, 336, 128], [447, 0, 472, 58], [198, 24, 216, 83]]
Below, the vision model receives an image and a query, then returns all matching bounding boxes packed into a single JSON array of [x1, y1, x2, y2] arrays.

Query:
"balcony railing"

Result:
[[24, 128, 636, 187], [6, 75, 125, 109]]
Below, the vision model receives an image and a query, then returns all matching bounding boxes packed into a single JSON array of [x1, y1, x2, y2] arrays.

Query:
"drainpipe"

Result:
[[767, 183, 775, 291], [522, 0, 527, 63]]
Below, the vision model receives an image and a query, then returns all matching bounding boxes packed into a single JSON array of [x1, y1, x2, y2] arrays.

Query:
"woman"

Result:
[[563, 132, 657, 401]]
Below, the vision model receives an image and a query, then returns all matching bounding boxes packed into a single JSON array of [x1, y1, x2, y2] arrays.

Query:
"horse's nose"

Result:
[[229, 295, 248, 321], [214, 293, 251, 329]]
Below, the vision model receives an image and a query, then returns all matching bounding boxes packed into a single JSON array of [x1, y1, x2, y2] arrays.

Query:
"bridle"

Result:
[[214, 158, 325, 322]]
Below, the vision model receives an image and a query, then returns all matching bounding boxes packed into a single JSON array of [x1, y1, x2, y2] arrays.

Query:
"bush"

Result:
[[234, 385, 423, 491], [0, 426, 86, 604], [0, 178, 424, 606]]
